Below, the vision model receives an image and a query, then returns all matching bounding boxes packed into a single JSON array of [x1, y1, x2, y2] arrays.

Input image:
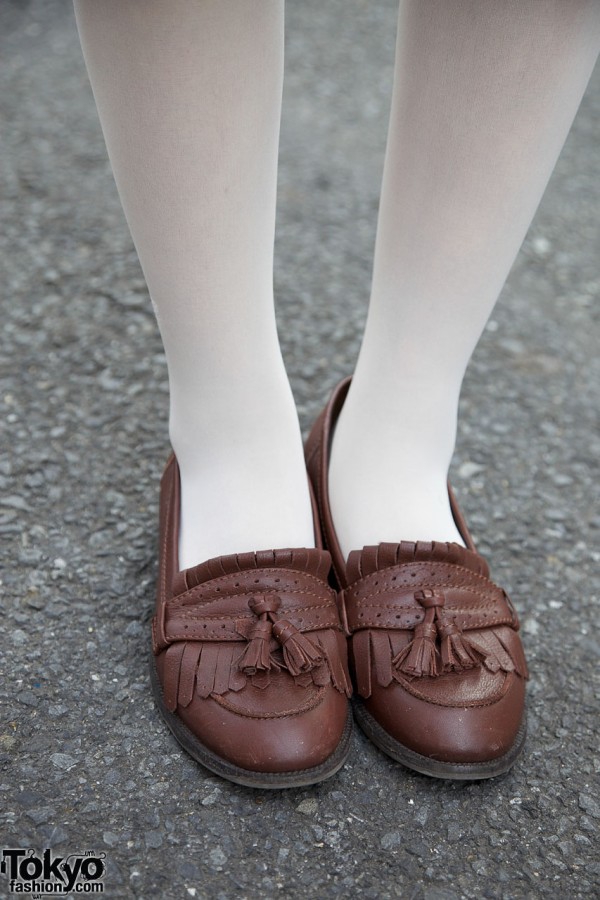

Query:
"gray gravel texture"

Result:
[[1, 1, 599, 898]]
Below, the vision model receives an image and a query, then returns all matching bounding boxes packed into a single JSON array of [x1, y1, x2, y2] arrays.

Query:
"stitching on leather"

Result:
[[346, 597, 506, 619], [167, 619, 341, 639], [349, 616, 513, 631], [168, 618, 340, 637], [347, 599, 506, 617], [167, 628, 340, 642], [349, 582, 503, 598], [172, 598, 340, 619], [346, 584, 505, 609], [347, 562, 499, 590], [346, 604, 513, 630], [211, 685, 325, 719], [345, 588, 514, 630], [392, 670, 513, 707], [169, 588, 337, 615], [175, 569, 335, 604]]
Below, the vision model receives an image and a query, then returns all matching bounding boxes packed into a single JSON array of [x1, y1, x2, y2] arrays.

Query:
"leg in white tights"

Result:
[[328, 0, 600, 559], [73, 0, 315, 568]]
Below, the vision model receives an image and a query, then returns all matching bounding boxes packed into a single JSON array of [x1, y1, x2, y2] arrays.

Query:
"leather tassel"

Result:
[[393, 623, 439, 678], [438, 621, 480, 673], [237, 620, 273, 675], [272, 619, 322, 676]]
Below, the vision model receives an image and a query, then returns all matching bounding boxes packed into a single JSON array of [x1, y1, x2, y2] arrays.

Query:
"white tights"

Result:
[[328, 0, 600, 555], [74, 1, 315, 567], [73, 0, 600, 567]]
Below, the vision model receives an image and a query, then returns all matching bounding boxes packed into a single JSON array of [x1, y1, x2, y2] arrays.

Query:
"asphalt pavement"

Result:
[[1, 1, 599, 898]]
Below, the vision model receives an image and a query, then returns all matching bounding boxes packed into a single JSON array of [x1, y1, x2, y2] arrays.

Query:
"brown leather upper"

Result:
[[152, 454, 351, 775], [305, 377, 528, 765]]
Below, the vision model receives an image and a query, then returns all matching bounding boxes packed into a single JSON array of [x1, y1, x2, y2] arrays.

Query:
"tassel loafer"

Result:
[[305, 377, 528, 780], [150, 453, 353, 788]]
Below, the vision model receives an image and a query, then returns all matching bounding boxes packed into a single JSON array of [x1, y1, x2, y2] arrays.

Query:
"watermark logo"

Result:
[[1, 849, 106, 895]]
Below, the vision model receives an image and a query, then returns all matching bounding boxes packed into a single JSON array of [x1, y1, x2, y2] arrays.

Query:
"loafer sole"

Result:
[[353, 698, 526, 780], [150, 654, 353, 789]]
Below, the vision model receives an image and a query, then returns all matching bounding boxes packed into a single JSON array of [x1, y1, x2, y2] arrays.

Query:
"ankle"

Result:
[[328, 410, 464, 556], [168, 382, 316, 568]]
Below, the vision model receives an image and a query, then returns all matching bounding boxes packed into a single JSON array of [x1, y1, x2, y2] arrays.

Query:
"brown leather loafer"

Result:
[[150, 454, 352, 788], [305, 377, 528, 780]]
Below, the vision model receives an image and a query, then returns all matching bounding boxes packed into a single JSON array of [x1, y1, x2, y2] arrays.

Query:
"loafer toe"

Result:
[[359, 668, 526, 773], [176, 678, 350, 774]]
